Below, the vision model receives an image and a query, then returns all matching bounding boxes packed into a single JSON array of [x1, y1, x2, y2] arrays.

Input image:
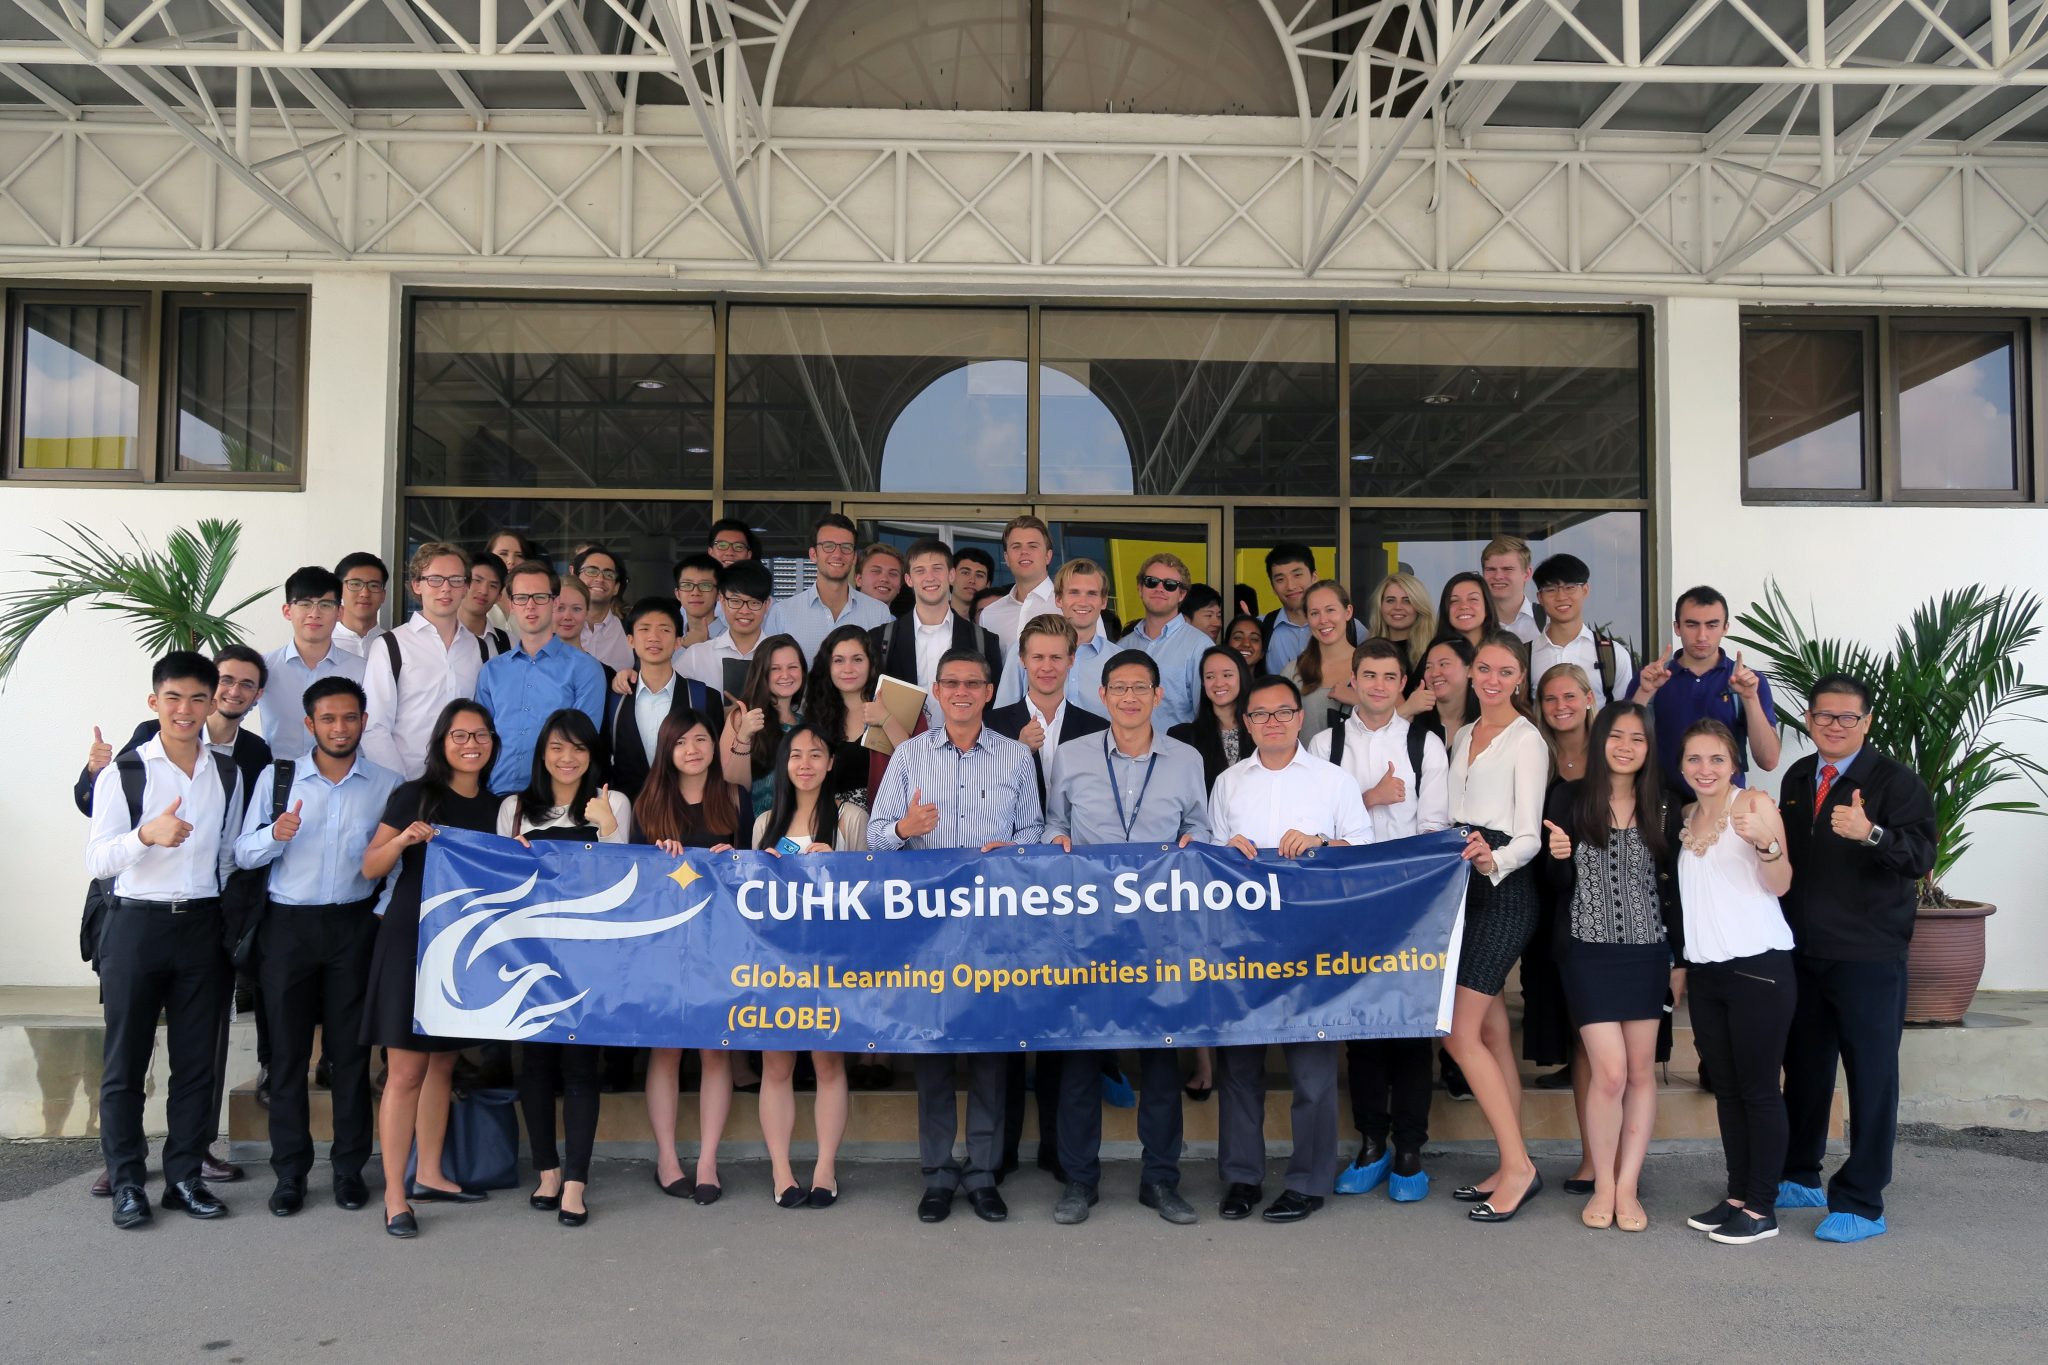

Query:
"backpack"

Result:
[[79, 749, 240, 969], [220, 760, 299, 968], [1327, 708, 1430, 785]]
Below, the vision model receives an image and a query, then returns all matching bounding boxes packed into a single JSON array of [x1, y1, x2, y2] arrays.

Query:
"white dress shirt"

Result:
[[1023, 695, 1070, 784], [360, 613, 484, 781], [1447, 714, 1549, 883], [678, 632, 758, 693], [632, 672, 678, 768], [1504, 598, 1541, 646], [85, 736, 240, 899], [331, 621, 386, 657], [978, 577, 1058, 671], [1308, 710, 1451, 842], [1207, 745, 1375, 849], [580, 610, 636, 674], [1529, 620, 1635, 709], [912, 610, 953, 693]]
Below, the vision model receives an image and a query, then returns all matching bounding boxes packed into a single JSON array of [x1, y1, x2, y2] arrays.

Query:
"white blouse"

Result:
[[1677, 792, 1796, 964], [1446, 713, 1548, 884], [496, 791, 633, 843], [751, 802, 872, 852]]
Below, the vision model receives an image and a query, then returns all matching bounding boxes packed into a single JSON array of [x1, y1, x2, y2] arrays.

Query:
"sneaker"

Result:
[[1708, 1210, 1779, 1245], [1815, 1211, 1888, 1243], [1687, 1199, 1740, 1231], [1775, 1180, 1827, 1209]]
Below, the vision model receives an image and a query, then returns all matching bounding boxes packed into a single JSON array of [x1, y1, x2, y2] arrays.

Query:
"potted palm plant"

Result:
[[0, 518, 270, 685], [1732, 581, 2048, 1024]]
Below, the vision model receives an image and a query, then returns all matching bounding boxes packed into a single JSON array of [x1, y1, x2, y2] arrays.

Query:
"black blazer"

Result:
[[1539, 780, 1686, 962], [1167, 718, 1249, 792], [603, 675, 725, 800], [870, 610, 1001, 693], [1777, 748, 1937, 962], [74, 719, 274, 820], [987, 699, 1109, 805]]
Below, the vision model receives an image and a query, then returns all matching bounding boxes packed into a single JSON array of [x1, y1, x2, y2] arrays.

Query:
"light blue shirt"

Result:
[[232, 752, 400, 906], [995, 624, 1113, 717], [632, 672, 678, 768], [1122, 613, 1207, 729], [475, 636, 607, 794], [868, 724, 1044, 850], [763, 584, 891, 662], [257, 642, 366, 762], [1265, 613, 1313, 677], [1044, 729, 1211, 846]]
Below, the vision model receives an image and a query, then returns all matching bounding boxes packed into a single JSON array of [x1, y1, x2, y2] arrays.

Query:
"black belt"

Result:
[[113, 896, 222, 914], [272, 896, 379, 914]]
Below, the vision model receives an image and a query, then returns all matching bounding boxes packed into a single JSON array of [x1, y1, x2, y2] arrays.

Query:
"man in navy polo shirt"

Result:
[[1625, 585, 1782, 785]]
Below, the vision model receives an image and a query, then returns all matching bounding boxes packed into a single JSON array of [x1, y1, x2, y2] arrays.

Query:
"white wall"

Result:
[[1658, 296, 2048, 989], [0, 272, 400, 985]]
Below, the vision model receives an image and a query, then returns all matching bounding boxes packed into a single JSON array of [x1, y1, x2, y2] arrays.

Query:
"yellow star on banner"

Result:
[[667, 862, 701, 893]]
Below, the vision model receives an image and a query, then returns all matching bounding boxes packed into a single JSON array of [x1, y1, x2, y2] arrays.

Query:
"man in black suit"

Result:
[[1774, 672, 1937, 1244], [985, 612, 1112, 1181], [76, 643, 273, 1195], [871, 539, 1003, 719], [603, 598, 724, 800]]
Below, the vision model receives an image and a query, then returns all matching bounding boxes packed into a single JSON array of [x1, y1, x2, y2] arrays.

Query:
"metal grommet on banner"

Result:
[[1162, 1035, 1174, 1045], [865, 854, 874, 862], [583, 843, 593, 851], [566, 1033, 576, 1041], [1316, 1030, 1327, 1040], [720, 1038, 731, 1047], [865, 1042, 877, 1051], [1017, 1040, 1029, 1049]]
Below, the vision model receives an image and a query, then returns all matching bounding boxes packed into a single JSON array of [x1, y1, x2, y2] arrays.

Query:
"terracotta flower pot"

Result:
[[1904, 901, 1996, 1025]]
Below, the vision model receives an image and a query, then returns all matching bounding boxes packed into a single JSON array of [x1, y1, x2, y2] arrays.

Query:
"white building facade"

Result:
[[3, 1, 2046, 986]]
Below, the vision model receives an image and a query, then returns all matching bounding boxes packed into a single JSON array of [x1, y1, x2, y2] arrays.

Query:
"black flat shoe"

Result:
[[1219, 1182, 1262, 1220], [691, 1182, 722, 1206], [1182, 1082, 1213, 1102], [408, 1181, 487, 1204], [655, 1169, 693, 1198], [775, 1184, 810, 1210], [1469, 1172, 1543, 1223], [806, 1185, 839, 1210], [385, 1209, 418, 1239], [558, 1204, 588, 1228], [1563, 1178, 1596, 1196], [1452, 1184, 1496, 1203], [530, 1188, 561, 1212]]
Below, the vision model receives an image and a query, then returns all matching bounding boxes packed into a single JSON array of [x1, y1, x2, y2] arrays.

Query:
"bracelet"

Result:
[[731, 743, 753, 754]]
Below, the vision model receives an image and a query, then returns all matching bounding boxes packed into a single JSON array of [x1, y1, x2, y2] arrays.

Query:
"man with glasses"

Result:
[[361, 543, 484, 781], [979, 515, 1058, 672], [475, 562, 607, 795], [764, 514, 891, 662], [572, 545, 636, 674], [706, 518, 760, 568], [1774, 674, 1937, 1245], [1529, 553, 1633, 711], [258, 567, 366, 762], [869, 648, 1043, 1227], [996, 558, 1115, 717], [1626, 585, 1782, 783], [330, 552, 390, 657], [1043, 649, 1211, 1228], [680, 559, 775, 696], [1123, 553, 1208, 729], [672, 552, 726, 648], [1207, 675, 1373, 1225]]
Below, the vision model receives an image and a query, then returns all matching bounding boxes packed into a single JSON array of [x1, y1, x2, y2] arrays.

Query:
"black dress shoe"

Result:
[[408, 1181, 487, 1203], [774, 1184, 810, 1210], [269, 1177, 305, 1217], [691, 1182, 721, 1207], [1261, 1190, 1324, 1223], [385, 1209, 418, 1239], [1563, 1178, 1596, 1196], [1218, 1182, 1263, 1220], [201, 1155, 243, 1183], [162, 1178, 227, 1219], [917, 1188, 953, 1223], [1140, 1182, 1199, 1225], [111, 1184, 152, 1229], [314, 1056, 333, 1090], [1469, 1171, 1543, 1223], [91, 1170, 112, 1198], [333, 1174, 369, 1210], [966, 1187, 1008, 1223]]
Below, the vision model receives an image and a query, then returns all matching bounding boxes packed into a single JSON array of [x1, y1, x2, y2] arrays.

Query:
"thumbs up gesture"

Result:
[[1729, 650, 1760, 700], [1018, 716, 1045, 751], [1363, 760, 1406, 808], [141, 797, 193, 849], [87, 726, 113, 775], [271, 799, 305, 843], [584, 784, 619, 838], [1544, 818, 1572, 861], [896, 786, 940, 840], [1830, 787, 1875, 842]]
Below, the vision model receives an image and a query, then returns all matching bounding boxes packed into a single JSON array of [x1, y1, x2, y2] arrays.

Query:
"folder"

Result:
[[862, 674, 928, 755]]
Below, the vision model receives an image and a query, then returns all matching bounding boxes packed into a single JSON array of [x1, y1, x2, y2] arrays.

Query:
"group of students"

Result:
[[75, 517, 1936, 1249]]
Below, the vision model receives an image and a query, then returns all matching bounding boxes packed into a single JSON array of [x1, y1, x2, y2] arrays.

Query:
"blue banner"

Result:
[[416, 827, 1470, 1052]]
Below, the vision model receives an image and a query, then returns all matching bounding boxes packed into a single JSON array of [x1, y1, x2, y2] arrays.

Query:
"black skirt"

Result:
[[1456, 828, 1538, 997], [360, 782, 499, 1053], [1559, 940, 1673, 1026]]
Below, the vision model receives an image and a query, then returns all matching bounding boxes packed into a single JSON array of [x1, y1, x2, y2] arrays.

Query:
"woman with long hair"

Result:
[[1286, 580, 1361, 742], [749, 723, 866, 1209], [1537, 663, 1597, 785], [1170, 644, 1254, 792], [497, 709, 631, 1228], [1368, 571, 1437, 678], [1224, 613, 1267, 672], [1676, 719, 1796, 1246], [1438, 572, 1501, 650], [360, 699, 503, 1239], [1444, 631, 1550, 1223], [721, 634, 805, 815], [1413, 636, 1479, 745], [634, 707, 751, 1206], [1541, 702, 1685, 1233], [800, 623, 907, 807]]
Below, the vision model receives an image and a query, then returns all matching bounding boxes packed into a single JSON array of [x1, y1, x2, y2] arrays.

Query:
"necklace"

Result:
[[1681, 798, 1733, 856]]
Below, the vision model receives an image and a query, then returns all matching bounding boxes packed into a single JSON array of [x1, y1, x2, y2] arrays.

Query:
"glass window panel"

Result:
[[764, 0, 1028, 111], [1041, 311, 1337, 497], [725, 307, 1028, 494], [1233, 506, 1339, 617], [171, 302, 302, 476], [718, 500, 834, 600], [1348, 508, 1647, 659], [1742, 327, 1867, 491], [1896, 329, 2021, 492], [404, 498, 713, 612], [1044, 517, 1211, 628], [1043, 0, 1298, 116], [16, 299, 144, 473], [1349, 314, 1644, 500], [408, 300, 714, 489]]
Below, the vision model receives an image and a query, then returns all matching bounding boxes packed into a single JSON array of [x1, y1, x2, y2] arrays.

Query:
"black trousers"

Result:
[[1782, 954, 1908, 1220], [1056, 1048, 1183, 1191], [519, 1043, 603, 1184], [1001, 1052, 1061, 1172], [259, 902, 379, 1181], [1688, 949, 1797, 1209], [1345, 1037, 1434, 1153], [98, 903, 229, 1189]]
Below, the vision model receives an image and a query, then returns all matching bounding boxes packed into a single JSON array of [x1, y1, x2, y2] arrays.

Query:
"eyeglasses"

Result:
[[722, 594, 766, 611], [416, 574, 471, 590], [341, 578, 387, 595], [710, 539, 751, 554], [1103, 683, 1154, 697], [1538, 580, 1588, 592], [813, 540, 857, 556], [446, 729, 494, 746], [217, 677, 262, 693], [1809, 709, 1868, 729], [676, 579, 718, 594], [507, 591, 554, 606], [1138, 574, 1186, 593], [289, 597, 341, 613], [934, 677, 987, 691], [1244, 706, 1301, 725], [577, 566, 620, 582]]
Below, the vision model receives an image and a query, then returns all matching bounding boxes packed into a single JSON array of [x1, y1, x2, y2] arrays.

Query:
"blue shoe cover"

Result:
[[1815, 1211, 1886, 1243], [1387, 1169, 1430, 1202], [1775, 1181, 1827, 1208], [1334, 1148, 1391, 1195], [1099, 1071, 1136, 1109]]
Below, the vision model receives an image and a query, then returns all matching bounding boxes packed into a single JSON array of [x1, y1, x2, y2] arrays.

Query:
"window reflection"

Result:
[[1896, 330, 2019, 492], [172, 302, 301, 476], [405, 497, 714, 606], [19, 300, 143, 472], [1743, 328, 1867, 491]]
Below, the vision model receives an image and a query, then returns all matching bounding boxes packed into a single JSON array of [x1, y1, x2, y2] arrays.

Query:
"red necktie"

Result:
[[1812, 763, 1838, 822]]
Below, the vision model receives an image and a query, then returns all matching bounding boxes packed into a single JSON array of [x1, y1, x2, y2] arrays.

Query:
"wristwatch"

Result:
[[1755, 838, 1783, 860], [1863, 824, 1884, 848]]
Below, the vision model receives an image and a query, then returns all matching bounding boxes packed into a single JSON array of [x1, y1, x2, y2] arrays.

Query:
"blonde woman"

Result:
[[1537, 664, 1597, 784], [1528, 662, 1600, 1190], [1368, 572, 1437, 679]]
